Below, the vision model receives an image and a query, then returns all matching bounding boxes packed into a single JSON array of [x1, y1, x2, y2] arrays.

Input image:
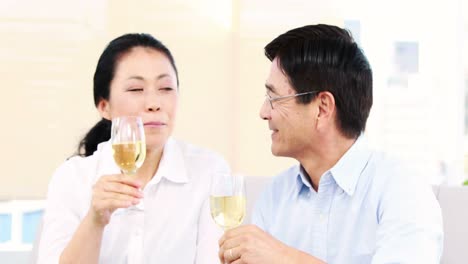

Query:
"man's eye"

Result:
[[266, 93, 275, 100]]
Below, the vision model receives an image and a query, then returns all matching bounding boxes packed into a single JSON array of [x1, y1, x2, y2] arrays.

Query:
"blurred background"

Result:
[[0, 0, 466, 261]]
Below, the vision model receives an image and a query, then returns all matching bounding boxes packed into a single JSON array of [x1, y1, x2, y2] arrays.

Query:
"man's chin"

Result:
[[271, 146, 284, 157]]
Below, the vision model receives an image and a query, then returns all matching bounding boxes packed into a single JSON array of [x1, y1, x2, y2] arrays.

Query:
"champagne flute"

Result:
[[210, 174, 246, 231], [111, 116, 146, 209]]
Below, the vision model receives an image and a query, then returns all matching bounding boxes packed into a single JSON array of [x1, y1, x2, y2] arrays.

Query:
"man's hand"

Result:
[[218, 225, 326, 264], [218, 224, 294, 264]]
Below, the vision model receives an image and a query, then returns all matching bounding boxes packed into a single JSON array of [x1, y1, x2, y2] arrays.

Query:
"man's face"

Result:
[[259, 58, 318, 159]]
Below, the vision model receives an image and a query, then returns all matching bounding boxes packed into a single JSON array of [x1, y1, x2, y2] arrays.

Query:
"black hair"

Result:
[[265, 24, 372, 139]]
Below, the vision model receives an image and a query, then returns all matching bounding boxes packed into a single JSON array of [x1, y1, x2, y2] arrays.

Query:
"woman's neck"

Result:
[[135, 147, 163, 187]]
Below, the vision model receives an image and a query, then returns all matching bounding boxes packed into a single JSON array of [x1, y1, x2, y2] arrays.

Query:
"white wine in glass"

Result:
[[111, 116, 146, 175], [112, 141, 146, 175], [210, 175, 246, 230]]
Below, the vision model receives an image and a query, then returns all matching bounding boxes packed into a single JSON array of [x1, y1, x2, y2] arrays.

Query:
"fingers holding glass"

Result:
[[111, 116, 146, 176]]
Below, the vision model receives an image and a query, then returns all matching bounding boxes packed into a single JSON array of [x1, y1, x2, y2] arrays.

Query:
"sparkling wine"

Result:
[[210, 195, 246, 230], [112, 141, 146, 175]]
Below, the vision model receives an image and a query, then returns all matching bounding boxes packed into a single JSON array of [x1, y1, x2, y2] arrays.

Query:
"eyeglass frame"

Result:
[[265, 91, 319, 109]]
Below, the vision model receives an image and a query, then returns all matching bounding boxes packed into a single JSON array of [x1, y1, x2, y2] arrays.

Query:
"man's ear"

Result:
[[316, 91, 336, 121], [97, 99, 111, 120]]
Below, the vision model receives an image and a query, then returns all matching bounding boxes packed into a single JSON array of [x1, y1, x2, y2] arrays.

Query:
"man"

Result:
[[218, 24, 443, 264]]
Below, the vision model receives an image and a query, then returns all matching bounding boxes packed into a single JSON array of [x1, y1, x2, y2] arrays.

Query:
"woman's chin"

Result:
[[145, 137, 168, 151]]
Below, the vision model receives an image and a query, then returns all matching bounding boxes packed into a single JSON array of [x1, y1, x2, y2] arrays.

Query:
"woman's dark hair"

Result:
[[265, 24, 372, 139], [77, 33, 179, 156]]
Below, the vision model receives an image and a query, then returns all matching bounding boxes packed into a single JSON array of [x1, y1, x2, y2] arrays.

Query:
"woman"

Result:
[[37, 33, 227, 264]]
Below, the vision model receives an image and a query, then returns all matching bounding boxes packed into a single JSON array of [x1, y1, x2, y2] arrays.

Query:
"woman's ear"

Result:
[[97, 99, 111, 120]]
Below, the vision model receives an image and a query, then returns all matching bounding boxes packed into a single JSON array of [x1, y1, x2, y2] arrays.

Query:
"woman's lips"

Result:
[[144, 121, 166, 128]]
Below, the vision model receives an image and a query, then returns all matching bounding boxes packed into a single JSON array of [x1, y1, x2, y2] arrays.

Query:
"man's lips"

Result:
[[270, 128, 278, 137]]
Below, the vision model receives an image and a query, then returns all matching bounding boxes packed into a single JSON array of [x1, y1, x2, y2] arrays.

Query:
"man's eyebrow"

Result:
[[265, 84, 276, 93]]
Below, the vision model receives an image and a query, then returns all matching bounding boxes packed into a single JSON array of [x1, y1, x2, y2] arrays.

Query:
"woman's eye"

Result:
[[160, 87, 174, 91], [128, 88, 143, 92]]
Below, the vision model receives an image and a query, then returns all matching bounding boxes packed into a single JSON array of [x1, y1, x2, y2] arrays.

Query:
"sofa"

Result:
[[245, 176, 468, 264]]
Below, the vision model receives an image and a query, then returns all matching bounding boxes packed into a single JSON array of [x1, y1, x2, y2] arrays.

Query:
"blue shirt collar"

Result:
[[329, 135, 372, 196], [295, 135, 372, 196]]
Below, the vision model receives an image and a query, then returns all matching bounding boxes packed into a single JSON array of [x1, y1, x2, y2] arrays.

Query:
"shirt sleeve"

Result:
[[372, 165, 444, 264], [36, 160, 85, 264]]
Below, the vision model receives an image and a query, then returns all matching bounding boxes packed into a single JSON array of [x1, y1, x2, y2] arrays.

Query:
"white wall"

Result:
[[0, 0, 465, 198]]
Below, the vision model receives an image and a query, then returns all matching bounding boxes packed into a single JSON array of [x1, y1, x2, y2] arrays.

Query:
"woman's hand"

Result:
[[87, 174, 143, 227]]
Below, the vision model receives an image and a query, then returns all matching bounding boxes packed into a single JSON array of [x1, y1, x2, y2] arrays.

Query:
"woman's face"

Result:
[[99, 47, 178, 150]]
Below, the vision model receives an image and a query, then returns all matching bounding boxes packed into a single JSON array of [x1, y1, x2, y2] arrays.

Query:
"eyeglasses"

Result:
[[265, 91, 319, 109]]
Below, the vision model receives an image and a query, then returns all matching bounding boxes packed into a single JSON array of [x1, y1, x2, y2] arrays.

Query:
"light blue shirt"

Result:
[[252, 136, 443, 263]]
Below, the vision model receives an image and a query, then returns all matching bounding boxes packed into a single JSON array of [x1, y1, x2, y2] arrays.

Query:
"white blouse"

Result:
[[37, 137, 227, 264]]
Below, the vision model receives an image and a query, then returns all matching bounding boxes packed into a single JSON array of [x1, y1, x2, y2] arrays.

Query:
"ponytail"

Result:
[[77, 118, 111, 157]]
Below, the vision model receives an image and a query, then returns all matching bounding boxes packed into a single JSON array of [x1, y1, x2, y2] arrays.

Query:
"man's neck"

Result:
[[298, 135, 357, 191]]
